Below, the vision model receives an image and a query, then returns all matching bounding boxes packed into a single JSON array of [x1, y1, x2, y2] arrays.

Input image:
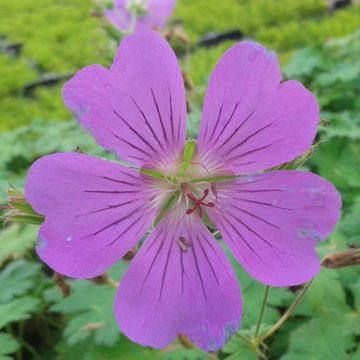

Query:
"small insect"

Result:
[[177, 236, 190, 252]]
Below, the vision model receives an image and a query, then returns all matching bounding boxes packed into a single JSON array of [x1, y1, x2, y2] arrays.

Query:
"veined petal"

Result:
[[207, 171, 341, 286], [25, 152, 156, 279], [197, 41, 319, 175], [115, 216, 242, 351], [63, 31, 186, 168]]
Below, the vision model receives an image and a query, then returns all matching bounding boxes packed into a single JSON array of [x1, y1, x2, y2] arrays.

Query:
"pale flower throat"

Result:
[[127, 0, 148, 16], [142, 141, 235, 223]]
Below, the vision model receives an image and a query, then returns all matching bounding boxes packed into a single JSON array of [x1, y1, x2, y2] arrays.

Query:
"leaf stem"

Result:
[[260, 280, 313, 341], [235, 332, 251, 344], [254, 286, 270, 337]]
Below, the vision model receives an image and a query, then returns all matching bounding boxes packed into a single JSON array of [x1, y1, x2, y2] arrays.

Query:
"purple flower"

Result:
[[105, 0, 175, 33], [25, 31, 341, 351]]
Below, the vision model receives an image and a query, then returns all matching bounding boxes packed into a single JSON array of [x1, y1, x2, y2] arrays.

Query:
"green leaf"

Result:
[[0, 225, 37, 266], [55, 336, 160, 360], [0, 332, 20, 359], [230, 254, 292, 328], [310, 138, 360, 193], [45, 262, 128, 346], [0, 296, 40, 329], [45, 280, 119, 346], [281, 317, 353, 360], [338, 196, 360, 243], [161, 348, 210, 360], [284, 47, 325, 79], [222, 333, 258, 360], [294, 269, 350, 317], [0, 260, 41, 303]]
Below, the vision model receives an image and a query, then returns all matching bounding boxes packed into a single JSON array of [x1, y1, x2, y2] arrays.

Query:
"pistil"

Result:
[[185, 189, 215, 218]]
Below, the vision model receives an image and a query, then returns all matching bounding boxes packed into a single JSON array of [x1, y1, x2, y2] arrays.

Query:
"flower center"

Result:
[[142, 141, 235, 222], [155, 158, 218, 219], [127, 0, 148, 16]]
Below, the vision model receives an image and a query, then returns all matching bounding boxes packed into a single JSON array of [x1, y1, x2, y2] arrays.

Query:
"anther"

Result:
[[210, 182, 217, 200], [178, 236, 190, 252]]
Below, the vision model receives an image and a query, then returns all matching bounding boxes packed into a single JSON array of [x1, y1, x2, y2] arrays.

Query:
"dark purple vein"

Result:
[[229, 203, 279, 229], [214, 103, 239, 143], [84, 190, 138, 194], [109, 213, 144, 246], [91, 175, 136, 186], [151, 89, 168, 144], [130, 96, 164, 150], [141, 233, 165, 291], [208, 104, 224, 140], [159, 240, 173, 300], [236, 188, 282, 194], [226, 142, 275, 162], [219, 216, 256, 253], [216, 110, 254, 151], [190, 242, 207, 300], [203, 122, 209, 140], [113, 110, 157, 152], [196, 235, 220, 286], [110, 131, 151, 158], [180, 247, 185, 293], [145, 227, 165, 255], [82, 207, 141, 238], [177, 113, 181, 140], [233, 197, 293, 211], [224, 122, 274, 157], [168, 90, 175, 141], [201, 232, 233, 278], [218, 217, 278, 268], [225, 210, 274, 248], [76, 198, 141, 217]]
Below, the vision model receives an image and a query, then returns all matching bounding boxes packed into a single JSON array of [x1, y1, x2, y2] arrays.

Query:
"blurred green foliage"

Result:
[[0, 0, 110, 131], [1, 0, 360, 359], [1, 0, 360, 130], [178, 0, 360, 88]]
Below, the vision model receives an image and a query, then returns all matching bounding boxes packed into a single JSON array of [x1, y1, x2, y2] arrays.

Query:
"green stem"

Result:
[[15, 336, 42, 360], [191, 175, 236, 183], [260, 280, 313, 341], [140, 168, 165, 181], [254, 286, 270, 337], [16, 321, 25, 360]]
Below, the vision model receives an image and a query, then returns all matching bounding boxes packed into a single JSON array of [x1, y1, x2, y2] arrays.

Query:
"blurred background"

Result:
[[0, 0, 360, 359]]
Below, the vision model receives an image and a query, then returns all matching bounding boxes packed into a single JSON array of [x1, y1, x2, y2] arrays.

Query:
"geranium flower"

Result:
[[105, 0, 175, 33], [25, 31, 341, 351]]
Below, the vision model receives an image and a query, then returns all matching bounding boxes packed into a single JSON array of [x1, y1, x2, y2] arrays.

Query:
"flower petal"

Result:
[[197, 41, 319, 175], [115, 217, 242, 351], [104, 8, 132, 32], [63, 31, 186, 168], [25, 152, 156, 278], [208, 171, 341, 286], [136, 0, 176, 31]]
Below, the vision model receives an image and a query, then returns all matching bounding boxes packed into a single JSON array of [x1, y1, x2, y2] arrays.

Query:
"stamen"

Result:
[[210, 182, 217, 201], [178, 236, 190, 252]]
